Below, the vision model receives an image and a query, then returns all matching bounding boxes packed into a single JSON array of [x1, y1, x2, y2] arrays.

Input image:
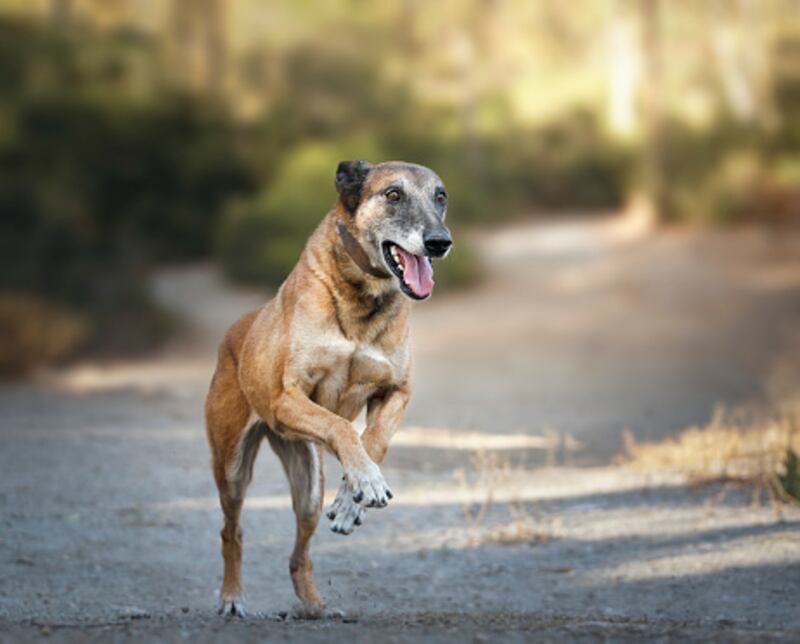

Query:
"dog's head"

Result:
[[335, 160, 452, 300]]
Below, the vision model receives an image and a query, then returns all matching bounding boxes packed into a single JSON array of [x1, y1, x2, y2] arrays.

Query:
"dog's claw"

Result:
[[327, 462, 390, 533], [328, 479, 367, 535], [219, 599, 246, 618], [330, 503, 364, 535], [386, 489, 393, 500], [345, 461, 392, 509]]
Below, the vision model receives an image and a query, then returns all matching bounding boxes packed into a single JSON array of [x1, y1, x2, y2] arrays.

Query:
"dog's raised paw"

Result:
[[345, 462, 393, 508], [218, 598, 246, 618], [328, 480, 366, 534], [331, 498, 365, 535]]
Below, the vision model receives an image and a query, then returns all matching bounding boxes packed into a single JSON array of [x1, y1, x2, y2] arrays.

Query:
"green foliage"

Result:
[[0, 294, 87, 377], [773, 31, 800, 153], [0, 17, 255, 359], [777, 448, 800, 502], [653, 110, 800, 224], [218, 132, 485, 291], [494, 109, 632, 215], [218, 139, 383, 286], [675, 151, 766, 224], [216, 42, 630, 288], [7, 6, 800, 368], [431, 237, 481, 292], [650, 30, 800, 224]]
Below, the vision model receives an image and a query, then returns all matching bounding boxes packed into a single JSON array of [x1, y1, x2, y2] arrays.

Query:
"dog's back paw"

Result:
[[219, 598, 246, 618]]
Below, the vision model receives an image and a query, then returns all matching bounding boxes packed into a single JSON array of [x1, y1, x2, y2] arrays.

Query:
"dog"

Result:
[[204, 160, 452, 616]]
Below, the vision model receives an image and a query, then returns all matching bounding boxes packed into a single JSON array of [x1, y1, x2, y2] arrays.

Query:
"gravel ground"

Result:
[[2, 215, 800, 641]]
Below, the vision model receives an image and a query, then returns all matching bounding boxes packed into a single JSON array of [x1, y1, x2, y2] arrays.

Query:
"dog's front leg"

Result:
[[270, 386, 393, 508], [362, 385, 410, 463], [328, 386, 409, 534]]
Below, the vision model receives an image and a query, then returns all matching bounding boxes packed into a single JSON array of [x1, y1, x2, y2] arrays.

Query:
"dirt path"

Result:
[[2, 215, 800, 641]]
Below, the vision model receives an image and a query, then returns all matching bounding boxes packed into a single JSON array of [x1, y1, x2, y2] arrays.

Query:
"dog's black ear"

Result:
[[335, 160, 373, 214]]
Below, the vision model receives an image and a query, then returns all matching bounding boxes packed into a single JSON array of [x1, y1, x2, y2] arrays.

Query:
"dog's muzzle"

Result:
[[423, 233, 452, 258]]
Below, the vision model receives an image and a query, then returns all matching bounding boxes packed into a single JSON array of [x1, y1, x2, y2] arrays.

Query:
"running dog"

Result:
[[204, 160, 452, 616]]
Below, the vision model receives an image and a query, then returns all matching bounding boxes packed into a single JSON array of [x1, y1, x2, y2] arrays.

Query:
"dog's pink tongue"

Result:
[[397, 248, 434, 297]]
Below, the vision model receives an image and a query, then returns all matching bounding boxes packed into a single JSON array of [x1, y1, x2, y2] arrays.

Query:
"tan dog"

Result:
[[204, 160, 452, 616]]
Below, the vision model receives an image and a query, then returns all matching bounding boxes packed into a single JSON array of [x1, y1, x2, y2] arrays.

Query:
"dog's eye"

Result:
[[436, 191, 447, 205], [385, 188, 402, 202]]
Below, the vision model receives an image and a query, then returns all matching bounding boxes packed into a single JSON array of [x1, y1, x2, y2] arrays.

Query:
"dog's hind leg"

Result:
[[266, 429, 325, 612], [206, 351, 263, 618], [215, 419, 263, 617]]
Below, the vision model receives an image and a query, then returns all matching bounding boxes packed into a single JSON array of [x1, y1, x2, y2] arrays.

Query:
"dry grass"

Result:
[[0, 295, 87, 377], [618, 406, 800, 506], [454, 449, 557, 546]]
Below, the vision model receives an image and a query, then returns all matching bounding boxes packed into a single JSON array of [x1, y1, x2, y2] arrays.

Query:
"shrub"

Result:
[[218, 140, 484, 291], [619, 408, 800, 506], [778, 448, 800, 502], [677, 151, 767, 224], [508, 110, 633, 213], [0, 294, 87, 377], [431, 235, 482, 292], [218, 140, 381, 286], [0, 17, 255, 361]]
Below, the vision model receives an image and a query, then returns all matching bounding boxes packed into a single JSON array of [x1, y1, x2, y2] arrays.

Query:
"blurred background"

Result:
[[2, 2, 800, 637], [1, 0, 799, 372]]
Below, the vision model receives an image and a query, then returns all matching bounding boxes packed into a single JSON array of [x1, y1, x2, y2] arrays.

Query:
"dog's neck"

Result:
[[336, 220, 391, 280], [319, 215, 405, 330]]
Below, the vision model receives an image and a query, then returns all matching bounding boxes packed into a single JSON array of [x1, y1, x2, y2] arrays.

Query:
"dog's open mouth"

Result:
[[382, 242, 434, 300]]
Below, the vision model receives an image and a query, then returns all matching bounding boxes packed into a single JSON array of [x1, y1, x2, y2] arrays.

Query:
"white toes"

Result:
[[328, 479, 366, 534], [346, 463, 393, 508], [326, 494, 343, 521], [219, 598, 246, 618], [327, 464, 392, 534], [330, 497, 365, 535]]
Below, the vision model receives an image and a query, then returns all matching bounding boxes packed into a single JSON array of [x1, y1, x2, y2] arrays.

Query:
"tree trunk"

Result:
[[640, 0, 667, 219], [608, 0, 639, 137], [167, 0, 226, 95], [49, 0, 72, 28]]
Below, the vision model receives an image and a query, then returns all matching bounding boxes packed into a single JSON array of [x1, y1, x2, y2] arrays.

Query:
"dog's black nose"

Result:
[[424, 235, 452, 257]]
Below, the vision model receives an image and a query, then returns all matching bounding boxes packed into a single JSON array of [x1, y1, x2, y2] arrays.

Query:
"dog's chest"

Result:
[[309, 336, 398, 418]]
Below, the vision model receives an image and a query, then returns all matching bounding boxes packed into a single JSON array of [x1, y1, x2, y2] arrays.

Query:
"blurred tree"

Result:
[[1, 0, 798, 370], [707, 0, 771, 126], [167, 0, 226, 95], [607, 0, 640, 137], [0, 15, 254, 363], [640, 0, 667, 218], [48, 0, 72, 27]]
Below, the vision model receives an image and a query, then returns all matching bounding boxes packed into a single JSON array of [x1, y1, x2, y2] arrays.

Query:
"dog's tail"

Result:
[[226, 419, 322, 515], [225, 419, 267, 494]]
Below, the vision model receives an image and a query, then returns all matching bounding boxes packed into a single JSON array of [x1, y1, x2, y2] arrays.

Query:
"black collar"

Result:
[[337, 221, 391, 279]]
